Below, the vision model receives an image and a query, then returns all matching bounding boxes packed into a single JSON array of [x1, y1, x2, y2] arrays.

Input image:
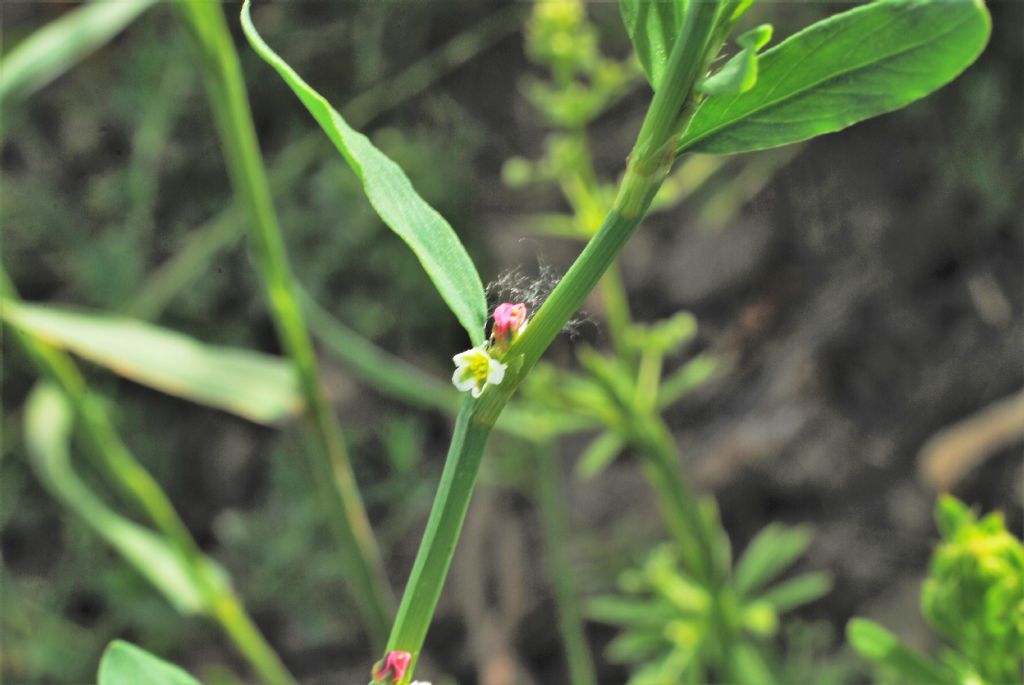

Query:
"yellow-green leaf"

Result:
[[2, 301, 300, 424]]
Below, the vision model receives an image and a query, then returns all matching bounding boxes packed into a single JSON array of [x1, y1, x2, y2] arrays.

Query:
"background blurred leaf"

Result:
[[1, 301, 300, 424], [98, 640, 202, 685], [753, 572, 833, 612], [619, 0, 685, 89], [0, 0, 157, 109], [846, 618, 956, 684], [680, 0, 991, 154], [734, 523, 813, 596], [241, 0, 488, 346], [24, 384, 208, 615], [575, 430, 625, 479]]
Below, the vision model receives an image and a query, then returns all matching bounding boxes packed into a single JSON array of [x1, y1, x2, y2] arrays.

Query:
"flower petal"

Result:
[[487, 359, 506, 385], [453, 348, 479, 365], [452, 367, 477, 392]]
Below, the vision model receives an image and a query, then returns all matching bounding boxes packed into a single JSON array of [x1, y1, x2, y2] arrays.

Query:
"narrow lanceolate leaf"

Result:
[[680, 0, 991, 154], [24, 385, 209, 615], [619, 0, 686, 89], [240, 1, 487, 345], [98, 640, 202, 685], [1, 301, 300, 424]]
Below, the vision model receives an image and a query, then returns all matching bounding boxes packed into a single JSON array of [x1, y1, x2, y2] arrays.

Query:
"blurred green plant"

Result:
[[848, 495, 1024, 685], [589, 523, 832, 684], [506, 3, 817, 682], [0, 0, 995, 683], [0, 0, 158, 113], [97, 640, 201, 685], [14, 367, 293, 685]]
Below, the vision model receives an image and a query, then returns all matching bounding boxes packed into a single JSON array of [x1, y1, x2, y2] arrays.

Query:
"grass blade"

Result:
[[177, 0, 395, 646], [0, 0, 157, 108]]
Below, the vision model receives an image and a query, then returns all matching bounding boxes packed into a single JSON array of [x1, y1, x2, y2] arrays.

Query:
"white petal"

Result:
[[452, 348, 478, 365], [487, 359, 506, 385], [452, 368, 476, 392], [470, 383, 484, 398]]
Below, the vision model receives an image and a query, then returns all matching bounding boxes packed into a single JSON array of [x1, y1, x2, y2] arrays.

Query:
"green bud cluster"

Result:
[[922, 496, 1024, 684]]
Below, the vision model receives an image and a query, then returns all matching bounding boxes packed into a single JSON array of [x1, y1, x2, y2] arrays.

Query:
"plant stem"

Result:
[[1, 272, 296, 685], [385, 401, 493, 669], [176, 1, 393, 646], [378, 1, 725, 678], [211, 590, 297, 685], [630, 413, 715, 585], [536, 442, 598, 685]]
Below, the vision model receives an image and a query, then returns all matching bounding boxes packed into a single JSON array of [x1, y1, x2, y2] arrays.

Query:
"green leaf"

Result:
[[934, 493, 974, 538], [240, 0, 487, 345], [607, 629, 670, 663], [0, 0, 158, 109], [575, 430, 625, 479], [587, 596, 678, 627], [24, 384, 209, 615], [753, 571, 833, 612], [680, 0, 991, 154], [698, 24, 772, 96], [846, 618, 956, 684], [98, 640, 202, 685], [619, 0, 686, 89], [1, 300, 300, 424], [734, 523, 813, 596], [728, 640, 776, 685]]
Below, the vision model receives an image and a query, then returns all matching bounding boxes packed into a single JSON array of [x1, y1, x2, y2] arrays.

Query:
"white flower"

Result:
[[452, 346, 506, 398], [410, 682, 431, 685]]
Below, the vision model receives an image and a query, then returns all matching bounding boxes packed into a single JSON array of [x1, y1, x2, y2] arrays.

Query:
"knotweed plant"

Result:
[[0, 0, 993, 683]]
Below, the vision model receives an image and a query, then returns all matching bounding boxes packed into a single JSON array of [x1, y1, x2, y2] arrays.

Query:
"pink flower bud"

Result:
[[371, 650, 412, 683], [492, 302, 527, 343]]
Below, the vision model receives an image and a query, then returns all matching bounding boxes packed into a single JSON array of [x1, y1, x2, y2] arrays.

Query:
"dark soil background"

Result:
[[2, 2, 1022, 684]]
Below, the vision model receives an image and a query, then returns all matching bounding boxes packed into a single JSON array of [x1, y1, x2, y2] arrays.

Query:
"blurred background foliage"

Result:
[[1, 1, 1022, 684]]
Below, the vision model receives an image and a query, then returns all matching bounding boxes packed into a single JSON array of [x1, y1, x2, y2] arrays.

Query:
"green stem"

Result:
[[1, 272, 296, 685], [600, 261, 633, 360], [629, 413, 715, 586], [385, 401, 493, 668], [627, 411, 744, 680], [379, 3, 725, 679], [176, 1, 393, 647], [211, 590, 297, 685], [536, 442, 598, 685]]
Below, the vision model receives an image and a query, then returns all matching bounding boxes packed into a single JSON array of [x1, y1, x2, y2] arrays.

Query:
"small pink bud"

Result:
[[371, 650, 412, 683], [492, 302, 527, 343]]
